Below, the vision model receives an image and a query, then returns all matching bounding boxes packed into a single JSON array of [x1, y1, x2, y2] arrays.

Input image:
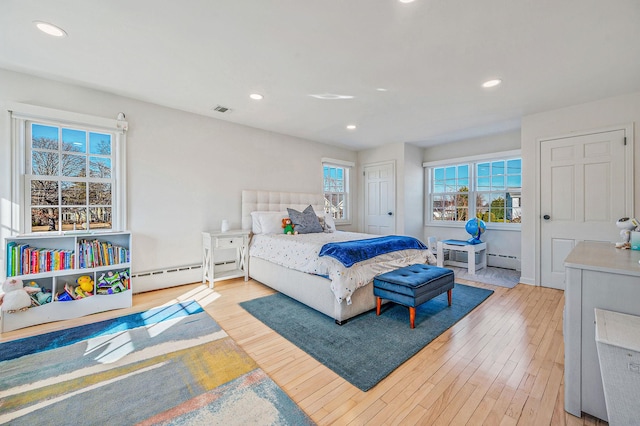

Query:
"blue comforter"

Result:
[[318, 235, 427, 267]]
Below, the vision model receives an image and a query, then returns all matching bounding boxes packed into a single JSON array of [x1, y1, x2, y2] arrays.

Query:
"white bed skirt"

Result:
[[249, 256, 380, 324]]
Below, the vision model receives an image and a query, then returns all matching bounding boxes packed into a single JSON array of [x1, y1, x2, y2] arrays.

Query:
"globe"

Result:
[[465, 218, 486, 244]]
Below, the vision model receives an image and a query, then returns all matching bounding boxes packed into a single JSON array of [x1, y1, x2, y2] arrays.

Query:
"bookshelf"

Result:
[[2, 231, 132, 332]]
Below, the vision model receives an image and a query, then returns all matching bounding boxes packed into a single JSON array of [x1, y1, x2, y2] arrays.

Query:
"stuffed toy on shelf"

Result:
[[0, 278, 41, 314]]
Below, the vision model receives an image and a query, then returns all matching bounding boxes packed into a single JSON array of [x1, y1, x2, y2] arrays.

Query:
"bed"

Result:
[[242, 190, 436, 324]]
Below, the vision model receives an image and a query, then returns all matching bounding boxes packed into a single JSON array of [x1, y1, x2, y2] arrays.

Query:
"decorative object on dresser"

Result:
[[2, 231, 132, 333], [615, 216, 639, 249], [201, 229, 249, 288]]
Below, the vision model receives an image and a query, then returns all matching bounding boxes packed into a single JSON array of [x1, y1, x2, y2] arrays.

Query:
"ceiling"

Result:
[[2, 0, 640, 150]]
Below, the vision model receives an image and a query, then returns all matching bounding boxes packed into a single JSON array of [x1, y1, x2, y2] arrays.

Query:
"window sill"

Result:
[[425, 222, 521, 232], [335, 221, 352, 227]]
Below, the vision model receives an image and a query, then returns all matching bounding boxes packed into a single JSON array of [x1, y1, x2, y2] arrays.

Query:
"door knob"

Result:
[[543, 214, 551, 220], [388, 212, 393, 216]]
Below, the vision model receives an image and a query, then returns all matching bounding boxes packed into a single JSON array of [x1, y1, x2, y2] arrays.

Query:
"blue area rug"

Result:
[[240, 283, 493, 391], [0, 301, 314, 425]]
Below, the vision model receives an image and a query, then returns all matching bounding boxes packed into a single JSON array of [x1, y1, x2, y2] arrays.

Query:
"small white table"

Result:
[[436, 240, 487, 274], [202, 229, 250, 288]]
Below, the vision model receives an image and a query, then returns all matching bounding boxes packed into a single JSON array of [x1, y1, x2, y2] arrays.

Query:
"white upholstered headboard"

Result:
[[241, 190, 325, 230]]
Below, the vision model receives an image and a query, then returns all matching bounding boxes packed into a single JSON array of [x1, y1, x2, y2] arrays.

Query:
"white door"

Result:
[[364, 162, 395, 235], [540, 129, 629, 289]]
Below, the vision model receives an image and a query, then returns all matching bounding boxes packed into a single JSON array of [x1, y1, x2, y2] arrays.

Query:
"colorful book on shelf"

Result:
[[76, 239, 129, 268], [6, 242, 15, 276], [4, 244, 77, 276]]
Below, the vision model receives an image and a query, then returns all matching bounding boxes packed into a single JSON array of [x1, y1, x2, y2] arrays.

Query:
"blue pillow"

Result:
[[287, 205, 324, 234]]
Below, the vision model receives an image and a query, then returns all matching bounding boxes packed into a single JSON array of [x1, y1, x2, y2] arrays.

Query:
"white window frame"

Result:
[[10, 104, 128, 234], [322, 158, 354, 225], [423, 150, 521, 230]]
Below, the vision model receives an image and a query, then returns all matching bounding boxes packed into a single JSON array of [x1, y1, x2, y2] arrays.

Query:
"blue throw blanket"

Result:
[[319, 235, 427, 267]]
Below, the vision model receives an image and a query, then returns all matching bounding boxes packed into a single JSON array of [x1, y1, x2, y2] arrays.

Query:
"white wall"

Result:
[[404, 143, 424, 240], [0, 69, 357, 292], [423, 131, 521, 162], [423, 131, 522, 270], [520, 91, 640, 285]]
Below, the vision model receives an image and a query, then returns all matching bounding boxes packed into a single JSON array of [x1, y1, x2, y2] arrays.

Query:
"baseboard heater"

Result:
[[132, 264, 202, 293], [486, 253, 520, 270]]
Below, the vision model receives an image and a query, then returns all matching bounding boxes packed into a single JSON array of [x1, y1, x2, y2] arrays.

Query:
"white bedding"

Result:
[[249, 231, 436, 305]]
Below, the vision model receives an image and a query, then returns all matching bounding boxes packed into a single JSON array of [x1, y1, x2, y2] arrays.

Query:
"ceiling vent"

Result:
[[212, 105, 231, 113]]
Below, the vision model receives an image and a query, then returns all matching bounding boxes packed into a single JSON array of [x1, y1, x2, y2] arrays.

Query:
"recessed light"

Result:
[[309, 93, 354, 100], [249, 93, 263, 100], [376, 88, 388, 92], [34, 21, 67, 37], [346, 124, 357, 130], [482, 79, 502, 88], [399, 0, 416, 3]]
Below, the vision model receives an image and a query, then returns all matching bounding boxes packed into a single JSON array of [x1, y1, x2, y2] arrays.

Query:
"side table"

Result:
[[436, 240, 487, 274], [202, 229, 250, 288]]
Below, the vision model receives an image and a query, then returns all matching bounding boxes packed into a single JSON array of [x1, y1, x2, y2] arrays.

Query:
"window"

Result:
[[426, 154, 521, 225], [11, 105, 127, 234], [322, 159, 353, 223], [431, 164, 470, 221], [475, 159, 522, 224]]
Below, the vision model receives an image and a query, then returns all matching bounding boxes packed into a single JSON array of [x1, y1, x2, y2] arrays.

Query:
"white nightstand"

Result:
[[202, 229, 250, 288]]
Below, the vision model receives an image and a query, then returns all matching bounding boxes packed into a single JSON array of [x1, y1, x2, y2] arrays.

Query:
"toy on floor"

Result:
[[0, 278, 41, 313], [282, 217, 297, 235]]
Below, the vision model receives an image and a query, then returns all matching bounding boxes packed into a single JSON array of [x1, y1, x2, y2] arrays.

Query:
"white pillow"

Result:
[[323, 213, 336, 232], [309, 208, 336, 233], [250, 211, 287, 234]]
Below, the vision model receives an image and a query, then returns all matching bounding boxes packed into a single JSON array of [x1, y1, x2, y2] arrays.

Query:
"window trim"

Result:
[[10, 103, 128, 234], [423, 150, 521, 231], [322, 157, 354, 225]]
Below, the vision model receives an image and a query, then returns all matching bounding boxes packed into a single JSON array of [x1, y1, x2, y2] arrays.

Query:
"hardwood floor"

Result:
[[1, 278, 608, 425]]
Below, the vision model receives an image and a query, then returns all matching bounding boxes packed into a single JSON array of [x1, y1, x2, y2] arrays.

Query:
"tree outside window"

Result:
[[28, 123, 114, 232]]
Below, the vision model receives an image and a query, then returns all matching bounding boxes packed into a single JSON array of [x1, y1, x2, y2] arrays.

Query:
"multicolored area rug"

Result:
[[0, 302, 314, 425]]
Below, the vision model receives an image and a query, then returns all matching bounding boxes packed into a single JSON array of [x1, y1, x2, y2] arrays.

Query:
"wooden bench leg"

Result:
[[376, 297, 381, 316], [409, 307, 416, 329], [448, 289, 452, 306]]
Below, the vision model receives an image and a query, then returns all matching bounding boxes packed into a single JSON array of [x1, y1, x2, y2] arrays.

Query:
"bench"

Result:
[[373, 264, 455, 328]]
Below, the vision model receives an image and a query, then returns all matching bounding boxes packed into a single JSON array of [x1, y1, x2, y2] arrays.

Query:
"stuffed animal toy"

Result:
[[25, 281, 52, 305], [77, 275, 94, 293], [0, 278, 41, 313], [282, 217, 297, 235]]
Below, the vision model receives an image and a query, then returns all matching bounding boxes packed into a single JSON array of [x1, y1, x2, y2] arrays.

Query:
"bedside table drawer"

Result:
[[216, 237, 244, 248]]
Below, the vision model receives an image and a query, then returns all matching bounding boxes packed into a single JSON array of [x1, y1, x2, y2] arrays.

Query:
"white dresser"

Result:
[[564, 241, 640, 421]]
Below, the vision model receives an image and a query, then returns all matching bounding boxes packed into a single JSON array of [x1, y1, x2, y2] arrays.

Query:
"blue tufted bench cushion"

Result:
[[373, 264, 454, 328]]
